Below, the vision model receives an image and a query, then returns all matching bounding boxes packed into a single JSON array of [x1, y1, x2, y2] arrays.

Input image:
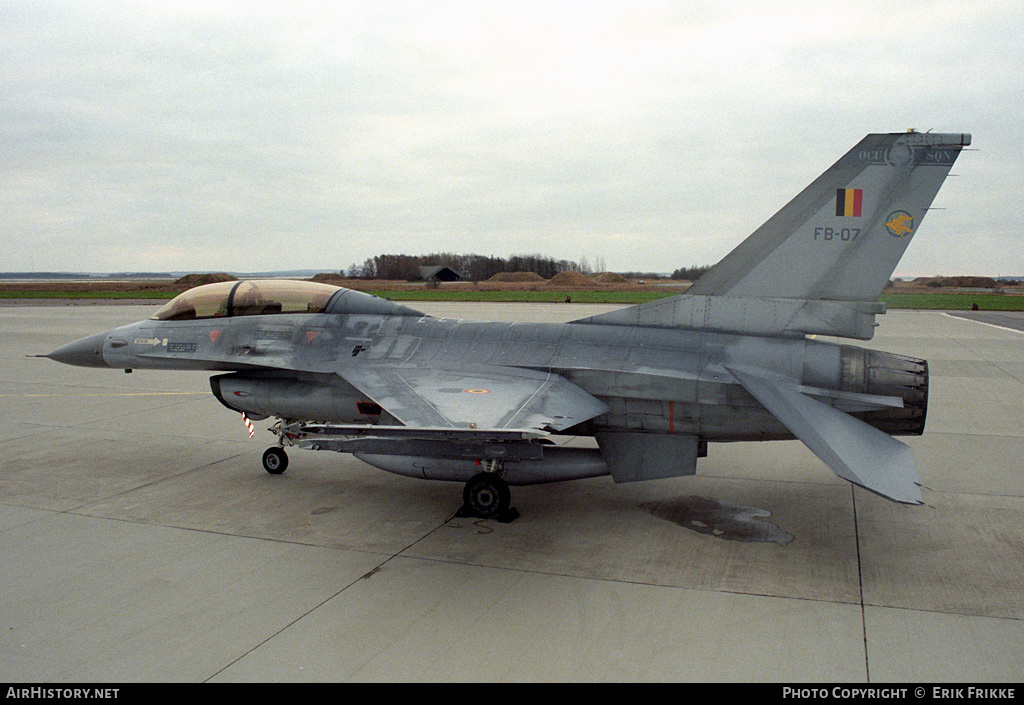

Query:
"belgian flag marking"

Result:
[[836, 188, 863, 217]]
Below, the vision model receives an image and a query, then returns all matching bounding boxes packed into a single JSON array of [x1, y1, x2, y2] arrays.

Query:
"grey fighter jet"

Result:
[[46, 131, 970, 519]]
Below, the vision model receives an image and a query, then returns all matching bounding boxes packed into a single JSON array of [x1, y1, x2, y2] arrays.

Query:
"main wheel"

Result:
[[262, 447, 288, 474], [463, 473, 511, 519]]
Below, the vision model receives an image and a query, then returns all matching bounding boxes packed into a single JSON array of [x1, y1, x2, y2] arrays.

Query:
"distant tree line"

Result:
[[346, 253, 598, 281], [0, 272, 98, 279], [618, 272, 658, 280], [339, 254, 714, 282], [669, 265, 712, 281]]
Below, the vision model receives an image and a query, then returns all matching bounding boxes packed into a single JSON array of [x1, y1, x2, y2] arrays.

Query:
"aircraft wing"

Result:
[[727, 367, 923, 504], [336, 363, 610, 433]]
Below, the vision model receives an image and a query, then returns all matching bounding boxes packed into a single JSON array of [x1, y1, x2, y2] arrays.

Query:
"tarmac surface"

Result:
[[1, 302, 1023, 682]]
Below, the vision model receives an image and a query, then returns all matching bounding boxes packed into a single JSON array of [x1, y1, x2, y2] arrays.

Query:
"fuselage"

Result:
[[51, 284, 926, 444]]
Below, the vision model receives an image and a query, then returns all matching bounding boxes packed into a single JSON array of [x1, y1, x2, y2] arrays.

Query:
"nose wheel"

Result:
[[262, 447, 288, 474]]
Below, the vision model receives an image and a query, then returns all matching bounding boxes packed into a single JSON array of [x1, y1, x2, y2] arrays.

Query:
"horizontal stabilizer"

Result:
[[728, 367, 922, 504]]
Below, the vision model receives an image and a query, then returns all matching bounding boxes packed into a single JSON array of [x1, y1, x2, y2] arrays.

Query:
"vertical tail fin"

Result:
[[687, 131, 970, 302]]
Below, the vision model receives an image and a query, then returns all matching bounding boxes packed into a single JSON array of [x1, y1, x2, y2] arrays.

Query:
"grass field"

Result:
[[0, 290, 172, 300], [878, 292, 1024, 310], [2, 286, 1023, 310]]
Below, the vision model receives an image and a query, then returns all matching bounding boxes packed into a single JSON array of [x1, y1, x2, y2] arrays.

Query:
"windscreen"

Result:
[[150, 281, 236, 320]]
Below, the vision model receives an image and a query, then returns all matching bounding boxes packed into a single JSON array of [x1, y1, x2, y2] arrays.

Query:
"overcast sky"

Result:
[[3, 0, 1022, 276]]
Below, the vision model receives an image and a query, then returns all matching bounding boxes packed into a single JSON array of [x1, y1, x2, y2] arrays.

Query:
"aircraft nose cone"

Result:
[[45, 332, 109, 367]]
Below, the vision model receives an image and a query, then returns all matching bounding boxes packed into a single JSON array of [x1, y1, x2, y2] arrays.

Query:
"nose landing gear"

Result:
[[262, 446, 288, 474], [261, 419, 302, 475]]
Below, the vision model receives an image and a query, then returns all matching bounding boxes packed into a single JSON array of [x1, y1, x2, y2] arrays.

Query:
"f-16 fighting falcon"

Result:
[[45, 131, 971, 519]]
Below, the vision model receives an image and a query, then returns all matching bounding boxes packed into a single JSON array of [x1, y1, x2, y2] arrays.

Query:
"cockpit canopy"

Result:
[[151, 280, 338, 320], [150, 280, 423, 321]]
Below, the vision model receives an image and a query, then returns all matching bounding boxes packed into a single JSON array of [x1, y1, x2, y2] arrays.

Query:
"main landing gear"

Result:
[[457, 472, 519, 523]]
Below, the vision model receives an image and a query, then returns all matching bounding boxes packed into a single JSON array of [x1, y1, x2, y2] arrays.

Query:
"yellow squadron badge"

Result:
[[884, 211, 914, 238]]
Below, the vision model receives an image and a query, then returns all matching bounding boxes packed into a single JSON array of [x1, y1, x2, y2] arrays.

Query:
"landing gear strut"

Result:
[[262, 447, 288, 474], [262, 418, 302, 475], [459, 472, 518, 522]]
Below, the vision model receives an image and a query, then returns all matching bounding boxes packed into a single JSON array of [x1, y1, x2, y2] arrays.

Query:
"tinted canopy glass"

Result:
[[151, 280, 341, 321]]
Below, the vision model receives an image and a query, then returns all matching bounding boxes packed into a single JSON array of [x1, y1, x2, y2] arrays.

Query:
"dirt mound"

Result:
[[309, 273, 350, 284], [546, 271, 593, 287], [487, 271, 547, 282], [928, 276, 1001, 288], [174, 273, 237, 288], [594, 272, 629, 284]]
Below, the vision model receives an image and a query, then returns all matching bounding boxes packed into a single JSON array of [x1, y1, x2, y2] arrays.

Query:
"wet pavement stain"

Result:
[[641, 495, 795, 545]]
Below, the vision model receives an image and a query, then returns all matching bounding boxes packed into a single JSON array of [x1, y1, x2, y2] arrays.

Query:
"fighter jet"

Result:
[[45, 131, 970, 519]]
